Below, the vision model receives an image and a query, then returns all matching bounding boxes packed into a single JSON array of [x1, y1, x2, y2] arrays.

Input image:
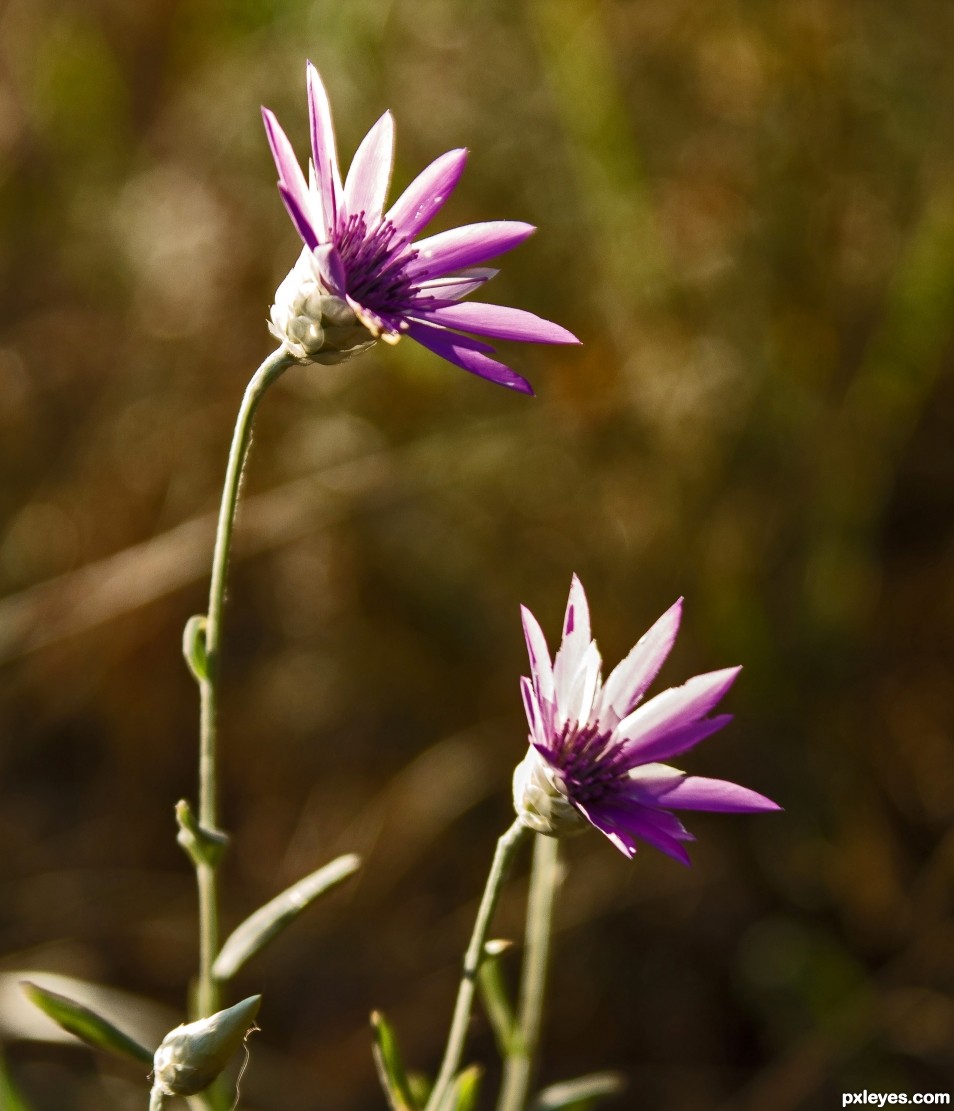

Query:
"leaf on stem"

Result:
[[407, 1072, 433, 1109], [176, 799, 229, 868], [434, 1065, 482, 1111], [213, 853, 361, 980], [20, 982, 154, 1066], [529, 1072, 626, 1111], [370, 1010, 419, 1111], [182, 615, 209, 682], [477, 938, 516, 1057], [0, 1050, 33, 1111]]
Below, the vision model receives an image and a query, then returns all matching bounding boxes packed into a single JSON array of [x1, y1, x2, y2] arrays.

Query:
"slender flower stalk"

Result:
[[193, 346, 295, 1016], [496, 833, 560, 1111], [425, 819, 529, 1111], [263, 63, 580, 393]]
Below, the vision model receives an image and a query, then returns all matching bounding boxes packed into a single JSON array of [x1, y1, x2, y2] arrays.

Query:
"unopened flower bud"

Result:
[[151, 995, 260, 1098], [512, 747, 587, 837], [269, 249, 376, 364]]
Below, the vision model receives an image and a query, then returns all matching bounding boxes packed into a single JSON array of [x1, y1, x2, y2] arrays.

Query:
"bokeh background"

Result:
[[1, 0, 953, 1107]]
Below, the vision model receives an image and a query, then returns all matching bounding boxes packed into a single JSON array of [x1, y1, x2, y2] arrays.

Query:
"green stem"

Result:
[[426, 819, 529, 1111], [496, 833, 560, 1111], [195, 346, 294, 1017]]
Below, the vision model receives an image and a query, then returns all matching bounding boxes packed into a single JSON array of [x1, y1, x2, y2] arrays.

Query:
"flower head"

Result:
[[514, 576, 780, 864], [262, 63, 579, 390]]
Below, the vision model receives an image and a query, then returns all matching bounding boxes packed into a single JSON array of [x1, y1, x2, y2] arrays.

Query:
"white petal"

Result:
[[596, 598, 682, 728], [521, 604, 554, 705], [552, 574, 593, 703]]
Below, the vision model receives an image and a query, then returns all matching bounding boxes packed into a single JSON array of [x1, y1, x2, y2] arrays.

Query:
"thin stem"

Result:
[[195, 346, 294, 1017], [425, 819, 529, 1111], [496, 833, 561, 1111]]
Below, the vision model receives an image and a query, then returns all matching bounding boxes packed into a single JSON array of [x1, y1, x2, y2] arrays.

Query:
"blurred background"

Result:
[[1, 0, 953, 1107]]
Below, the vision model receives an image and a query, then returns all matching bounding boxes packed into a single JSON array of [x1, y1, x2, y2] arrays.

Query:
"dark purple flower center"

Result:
[[336, 214, 418, 312], [549, 721, 630, 804]]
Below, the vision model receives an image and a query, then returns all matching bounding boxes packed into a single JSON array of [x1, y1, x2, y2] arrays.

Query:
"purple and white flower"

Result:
[[514, 576, 780, 864], [262, 63, 579, 391]]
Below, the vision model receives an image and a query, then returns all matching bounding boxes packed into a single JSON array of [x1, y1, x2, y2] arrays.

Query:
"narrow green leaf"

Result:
[[213, 853, 360, 980], [530, 1072, 625, 1111], [20, 981, 154, 1065], [370, 1011, 418, 1111], [182, 615, 209, 682], [477, 938, 516, 1057], [407, 1072, 432, 1109], [434, 1065, 482, 1111], [0, 1050, 33, 1111]]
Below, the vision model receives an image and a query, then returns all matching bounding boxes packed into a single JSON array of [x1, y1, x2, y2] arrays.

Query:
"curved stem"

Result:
[[496, 833, 560, 1111], [195, 346, 294, 1017], [426, 819, 529, 1111]]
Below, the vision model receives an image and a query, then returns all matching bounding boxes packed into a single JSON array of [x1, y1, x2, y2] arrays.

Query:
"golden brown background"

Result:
[[1, 0, 953, 1107]]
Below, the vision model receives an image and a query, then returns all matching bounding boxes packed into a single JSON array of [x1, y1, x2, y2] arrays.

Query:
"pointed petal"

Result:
[[521, 605, 555, 705], [412, 302, 580, 345], [597, 599, 683, 728], [307, 62, 342, 237], [552, 575, 592, 707], [313, 243, 347, 296], [563, 574, 591, 640], [413, 268, 499, 303], [344, 111, 395, 222], [347, 296, 404, 339], [575, 801, 638, 858], [278, 184, 321, 252], [626, 761, 684, 782], [615, 666, 741, 749], [618, 713, 734, 769], [630, 805, 695, 842], [578, 800, 694, 865], [631, 774, 781, 814], [405, 321, 534, 394], [262, 108, 312, 225], [562, 640, 602, 729], [386, 148, 469, 239], [520, 676, 548, 747], [406, 222, 536, 279]]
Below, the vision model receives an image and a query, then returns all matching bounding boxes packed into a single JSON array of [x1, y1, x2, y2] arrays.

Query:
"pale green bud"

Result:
[[151, 995, 260, 1098], [269, 249, 376, 364], [512, 748, 587, 837]]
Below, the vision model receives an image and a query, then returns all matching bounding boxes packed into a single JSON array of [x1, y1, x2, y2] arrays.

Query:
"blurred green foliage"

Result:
[[0, 0, 953, 1108]]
